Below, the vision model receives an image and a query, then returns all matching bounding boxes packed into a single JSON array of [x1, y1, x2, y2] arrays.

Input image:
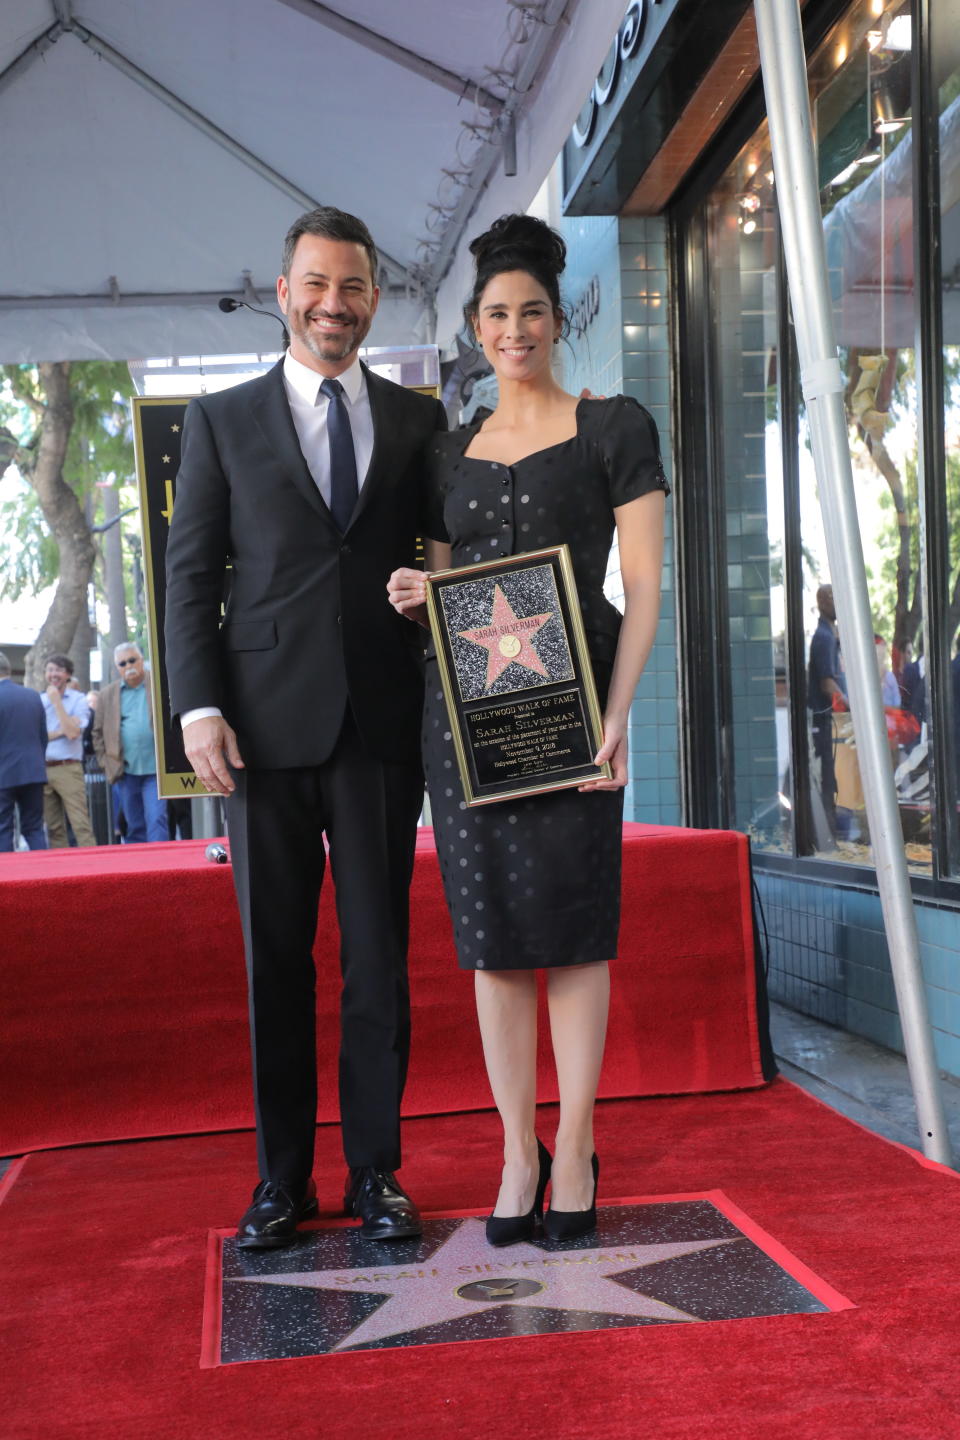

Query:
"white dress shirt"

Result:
[[181, 351, 373, 732], [281, 349, 374, 506]]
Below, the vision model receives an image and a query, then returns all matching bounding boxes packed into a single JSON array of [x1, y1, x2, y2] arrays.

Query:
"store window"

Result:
[[933, 0, 960, 873], [672, 0, 960, 889], [806, 0, 924, 869], [692, 0, 958, 873]]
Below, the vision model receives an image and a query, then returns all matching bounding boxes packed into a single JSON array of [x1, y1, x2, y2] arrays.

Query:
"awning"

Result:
[[0, 0, 629, 361]]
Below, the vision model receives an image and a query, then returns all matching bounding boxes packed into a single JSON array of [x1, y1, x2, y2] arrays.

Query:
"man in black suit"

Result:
[[0, 651, 49, 852], [165, 207, 446, 1248]]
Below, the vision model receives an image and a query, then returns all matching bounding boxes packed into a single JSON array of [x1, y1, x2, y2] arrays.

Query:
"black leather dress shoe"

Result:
[[236, 1178, 318, 1249], [344, 1168, 422, 1240]]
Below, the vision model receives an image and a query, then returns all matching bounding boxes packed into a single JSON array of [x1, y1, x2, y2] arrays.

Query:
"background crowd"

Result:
[[0, 643, 190, 852]]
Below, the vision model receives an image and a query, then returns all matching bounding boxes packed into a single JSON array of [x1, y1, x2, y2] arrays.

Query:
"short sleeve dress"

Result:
[[422, 395, 668, 972]]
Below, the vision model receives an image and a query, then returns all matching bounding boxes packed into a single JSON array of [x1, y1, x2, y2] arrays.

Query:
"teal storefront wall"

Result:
[[557, 210, 680, 826]]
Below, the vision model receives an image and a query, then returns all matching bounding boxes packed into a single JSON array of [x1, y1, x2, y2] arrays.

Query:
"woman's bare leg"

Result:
[[475, 969, 541, 1216], [546, 961, 610, 1210]]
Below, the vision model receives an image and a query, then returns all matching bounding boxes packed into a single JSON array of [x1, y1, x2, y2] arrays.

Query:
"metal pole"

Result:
[[754, 0, 952, 1164]]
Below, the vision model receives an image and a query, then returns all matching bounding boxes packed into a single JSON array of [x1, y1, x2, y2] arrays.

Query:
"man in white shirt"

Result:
[[166, 206, 446, 1249], [41, 653, 95, 847]]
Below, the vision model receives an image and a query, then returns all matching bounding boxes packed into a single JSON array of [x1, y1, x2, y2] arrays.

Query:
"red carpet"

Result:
[[2, 1081, 959, 1440], [0, 824, 769, 1155]]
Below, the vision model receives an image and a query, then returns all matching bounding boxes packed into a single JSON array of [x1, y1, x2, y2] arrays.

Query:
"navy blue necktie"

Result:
[[320, 377, 358, 533]]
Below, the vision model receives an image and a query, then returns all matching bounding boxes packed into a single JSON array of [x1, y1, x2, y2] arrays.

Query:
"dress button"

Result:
[[501, 521, 509, 529]]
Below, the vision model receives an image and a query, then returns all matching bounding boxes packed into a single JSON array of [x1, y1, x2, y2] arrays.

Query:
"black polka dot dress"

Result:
[[422, 395, 669, 972]]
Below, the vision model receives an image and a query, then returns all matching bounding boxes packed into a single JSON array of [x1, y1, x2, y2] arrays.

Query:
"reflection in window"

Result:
[[934, 0, 960, 874], [700, 0, 950, 871], [808, 0, 927, 869]]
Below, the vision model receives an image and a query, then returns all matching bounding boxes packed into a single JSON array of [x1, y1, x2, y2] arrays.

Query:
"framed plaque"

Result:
[[426, 545, 612, 806], [131, 395, 199, 800]]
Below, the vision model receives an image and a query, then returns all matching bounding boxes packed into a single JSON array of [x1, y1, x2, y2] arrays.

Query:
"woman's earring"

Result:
[[553, 338, 559, 346]]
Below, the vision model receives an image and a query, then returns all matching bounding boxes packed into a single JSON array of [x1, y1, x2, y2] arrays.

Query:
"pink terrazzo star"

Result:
[[458, 584, 553, 691], [229, 1217, 735, 1352]]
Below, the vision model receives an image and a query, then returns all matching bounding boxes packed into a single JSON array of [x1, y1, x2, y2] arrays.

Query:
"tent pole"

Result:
[[753, 0, 953, 1165]]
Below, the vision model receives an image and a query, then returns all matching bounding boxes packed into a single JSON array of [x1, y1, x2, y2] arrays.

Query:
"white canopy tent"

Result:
[[0, 0, 628, 362]]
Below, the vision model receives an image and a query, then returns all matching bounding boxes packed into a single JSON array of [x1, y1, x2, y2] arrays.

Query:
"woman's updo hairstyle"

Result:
[[465, 214, 569, 336]]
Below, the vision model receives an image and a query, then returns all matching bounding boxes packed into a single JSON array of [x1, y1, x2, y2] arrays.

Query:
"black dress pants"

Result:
[[226, 715, 424, 1187]]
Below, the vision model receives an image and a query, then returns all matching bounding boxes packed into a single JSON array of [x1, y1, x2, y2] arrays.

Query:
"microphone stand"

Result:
[[218, 296, 289, 348]]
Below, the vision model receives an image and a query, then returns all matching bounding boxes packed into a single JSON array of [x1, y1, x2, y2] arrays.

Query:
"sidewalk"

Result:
[[771, 1000, 960, 1162]]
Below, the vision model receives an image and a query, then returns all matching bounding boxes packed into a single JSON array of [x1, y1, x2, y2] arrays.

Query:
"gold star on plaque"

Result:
[[171, 424, 180, 433], [161, 454, 171, 464]]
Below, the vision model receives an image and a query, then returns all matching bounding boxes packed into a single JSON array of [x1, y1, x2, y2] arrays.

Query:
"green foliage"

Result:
[[0, 361, 136, 602], [863, 348, 960, 642], [63, 362, 136, 499], [0, 487, 59, 600]]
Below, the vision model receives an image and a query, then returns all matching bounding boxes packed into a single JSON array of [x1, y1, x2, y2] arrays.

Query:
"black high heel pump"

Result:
[[485, 1138, 552, 1247], [542, 1153, 599, 1242]]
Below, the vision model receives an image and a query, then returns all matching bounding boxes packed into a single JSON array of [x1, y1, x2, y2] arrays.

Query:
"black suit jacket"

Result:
[[164, 359, 447, 769], [0, 678, 48, 787]]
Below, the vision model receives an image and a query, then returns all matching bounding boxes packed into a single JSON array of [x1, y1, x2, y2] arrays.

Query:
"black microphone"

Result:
[[218, 296, 289, 347]]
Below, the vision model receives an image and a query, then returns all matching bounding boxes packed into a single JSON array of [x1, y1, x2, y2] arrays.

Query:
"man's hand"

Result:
[[46, 685, 82, 739], [182, 715, 244, 796]]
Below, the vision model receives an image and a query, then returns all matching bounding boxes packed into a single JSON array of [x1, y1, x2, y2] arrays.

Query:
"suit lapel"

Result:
[[249, 360, 337, 528]]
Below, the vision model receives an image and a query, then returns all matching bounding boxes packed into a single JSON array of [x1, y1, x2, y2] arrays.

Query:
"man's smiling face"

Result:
[[277, 234, 380, 375]]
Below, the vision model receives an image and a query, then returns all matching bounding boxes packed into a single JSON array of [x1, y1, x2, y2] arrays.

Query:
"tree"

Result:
[[852, 348, 960, 662], [844, 346, 922, 665], [0, 361, 136, 688]]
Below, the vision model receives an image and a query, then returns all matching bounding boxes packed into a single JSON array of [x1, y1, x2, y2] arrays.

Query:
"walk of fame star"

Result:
[[227, 1219, 729, 1353], [458, 585, 552, 691], [211, 1199, 845, 1365]]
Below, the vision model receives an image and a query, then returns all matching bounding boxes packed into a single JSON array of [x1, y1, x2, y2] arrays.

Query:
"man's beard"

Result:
[[292, 308, 365, 363]]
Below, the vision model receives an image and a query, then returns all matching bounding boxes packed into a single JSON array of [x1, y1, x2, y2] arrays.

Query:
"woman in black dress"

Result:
[[388, 215, 667, 1244]]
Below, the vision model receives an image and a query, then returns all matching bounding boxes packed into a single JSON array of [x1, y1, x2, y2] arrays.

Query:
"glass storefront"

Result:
[[934, 0, 960, 876], [681, 0, 960, 881], [809, 0, 923, 868], [559, 0, 960, 1069]]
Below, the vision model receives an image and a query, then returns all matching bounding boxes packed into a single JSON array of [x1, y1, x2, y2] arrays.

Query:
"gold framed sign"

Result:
[[131, 396, 202, 800], [426, 545, 611, 807]]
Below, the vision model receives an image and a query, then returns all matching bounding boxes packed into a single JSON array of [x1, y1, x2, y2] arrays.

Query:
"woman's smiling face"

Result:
[[472, 270, 561, 382]]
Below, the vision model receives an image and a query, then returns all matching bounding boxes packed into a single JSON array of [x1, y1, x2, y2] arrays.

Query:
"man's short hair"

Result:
[[114, 641, 143, 663], [44, 653, 74, 675], [281, 206, 379, 284]]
